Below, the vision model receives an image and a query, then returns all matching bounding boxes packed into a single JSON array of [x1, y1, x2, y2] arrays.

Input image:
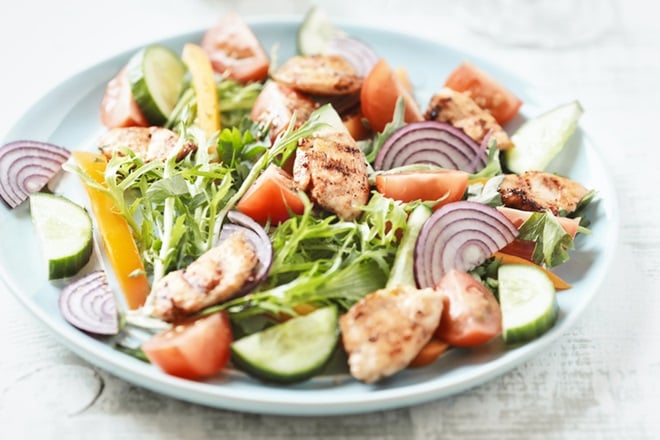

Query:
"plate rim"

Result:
[[0, 17, 620, 416]]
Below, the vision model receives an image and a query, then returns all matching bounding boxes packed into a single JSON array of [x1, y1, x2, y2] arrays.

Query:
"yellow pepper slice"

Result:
[[182, 43, 220, 137], [72, 151, 150, 309]]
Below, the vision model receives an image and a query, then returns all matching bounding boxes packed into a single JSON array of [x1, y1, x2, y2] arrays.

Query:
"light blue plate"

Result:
[[0, 18, 619, 416]]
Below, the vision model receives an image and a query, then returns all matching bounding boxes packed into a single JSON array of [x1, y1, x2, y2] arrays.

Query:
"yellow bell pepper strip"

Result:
[[182, 43, 220, 137], [492, 251, 571, 290], [72, 151, 150, 309]]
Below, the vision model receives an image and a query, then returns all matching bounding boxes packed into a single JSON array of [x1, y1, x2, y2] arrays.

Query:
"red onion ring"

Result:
[[374, 121, 488, 173], [59, 271, 119, 335], [221, 211, 274, 293], [414, 201, 518, 288], [0, 140, 70, 208]]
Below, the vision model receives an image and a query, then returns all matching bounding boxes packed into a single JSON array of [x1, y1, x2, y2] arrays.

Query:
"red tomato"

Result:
[[499, 239, 536, 261], [236, 164, 305, 224], [445, 62, 522, 125], [434, 270, 502, 347], [342, 109, 371, 141], [360, 58, 423, 133], [142, 312, 233, 380], [100, 67, 149, 129], [201, 12, 270, 83], [497, 206, 580, 238], [375, 170, 468, 209]]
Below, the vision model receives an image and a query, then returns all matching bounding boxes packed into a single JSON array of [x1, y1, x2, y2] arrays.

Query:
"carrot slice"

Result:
[[492, 251, 571, 290], [408, 338, 450, 368], [73, 151, 150, 309]]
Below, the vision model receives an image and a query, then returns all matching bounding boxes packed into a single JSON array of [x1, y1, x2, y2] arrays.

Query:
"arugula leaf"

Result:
[[518, 210, 574, 267]]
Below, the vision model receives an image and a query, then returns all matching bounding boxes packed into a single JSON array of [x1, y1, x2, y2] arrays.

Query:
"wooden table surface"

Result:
[[1, 0, 658, 438]]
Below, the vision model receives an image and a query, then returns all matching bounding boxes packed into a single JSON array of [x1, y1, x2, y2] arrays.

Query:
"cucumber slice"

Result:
[[30, 193, 93, 280], [505, 100, 583, 173], [297, 6, 346, 55], [127, 45, 187, 125], [498, 264, 558, 344], [311, 103, 350, 135], [231, 306, 339, 383]]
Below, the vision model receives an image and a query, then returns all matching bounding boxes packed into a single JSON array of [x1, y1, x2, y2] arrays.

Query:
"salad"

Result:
[[0, 8, 595, 386]]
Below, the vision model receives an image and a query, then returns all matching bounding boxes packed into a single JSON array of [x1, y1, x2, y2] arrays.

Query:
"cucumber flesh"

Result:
[[506, 100, 583, 173], [127, 45, 187, 125], [498, 264, 558, 344], [297, 6, 346, 55], [30, 193, 93, 280], [311, 103, 350, 136], [387, 204, 432, 288], [231, 306, 339, 383]]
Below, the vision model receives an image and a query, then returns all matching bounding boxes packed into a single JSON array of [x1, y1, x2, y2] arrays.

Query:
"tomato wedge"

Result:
[[236, 164, 305, 224], [434, 269, 502, 347], [375, 170, 468, 209], [445, 62, 522, 125], [361, 58, 423, 133], [100, 67, 149, 129], [142, 312, 233, 380], [201, 12, 270, 84]]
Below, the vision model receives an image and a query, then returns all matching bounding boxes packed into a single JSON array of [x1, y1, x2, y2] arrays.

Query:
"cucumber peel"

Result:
[[127, 45, 187, 125], [30, 193, 93, 280], [231, 306, 339, 383], [506, 100, 583, 173], [498, 264, 558, 344], [297, 6, 346, 55]]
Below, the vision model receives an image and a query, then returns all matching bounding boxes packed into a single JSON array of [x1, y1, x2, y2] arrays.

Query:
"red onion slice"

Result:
[[0, 140, 70, 208], [326, 36, 379, 77], [414, 201, 518, 288], [374, 121, 488, 173], [221, 211, 274, 293], [59, 270, 119, 335]]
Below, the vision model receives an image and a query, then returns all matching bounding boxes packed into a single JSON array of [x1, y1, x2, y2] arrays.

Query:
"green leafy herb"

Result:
[[466, 175, 505, 207], [518, 210, 574, 267]]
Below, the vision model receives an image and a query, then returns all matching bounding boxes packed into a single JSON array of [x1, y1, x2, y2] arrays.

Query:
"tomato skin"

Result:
[[445, 61, 522, 125], [360, 58, 423, 133], [142, 312, 233, 380], [236, 164, 305, 224], [100, 67, 149, 129], [375, 170, 468, 209], [201, 12, 270, 83], [499, 239, 536, 261], [434, 270, 502, 347]]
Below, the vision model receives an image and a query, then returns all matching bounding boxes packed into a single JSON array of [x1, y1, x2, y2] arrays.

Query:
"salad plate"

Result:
[[0, 18, 618, 416]]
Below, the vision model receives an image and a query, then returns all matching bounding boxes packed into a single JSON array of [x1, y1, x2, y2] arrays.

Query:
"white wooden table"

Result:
[[1, 0, 658, 438]]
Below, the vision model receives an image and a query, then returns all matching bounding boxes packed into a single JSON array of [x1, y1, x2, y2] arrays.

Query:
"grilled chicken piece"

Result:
[[340, 285, 444, 384], [272, 55, 363, 96], [250, 81, 319, 141], [293, 131, 370, 221], [425, 87, 514, 150], [499, 171, 590, 215], [151, 231, 258, 322], [97, 126, 196, 162]]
